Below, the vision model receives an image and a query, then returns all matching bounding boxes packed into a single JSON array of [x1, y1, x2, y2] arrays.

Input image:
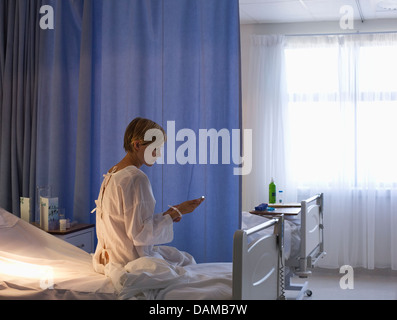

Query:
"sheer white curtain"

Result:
[[242, 35, 289, 212], [285, 33, 397, 270], [244, 33, 397, 270]]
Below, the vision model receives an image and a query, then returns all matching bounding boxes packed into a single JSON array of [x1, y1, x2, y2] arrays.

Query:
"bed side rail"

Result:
[[233, 216, 284, 300], [297, 193, 325, 277]]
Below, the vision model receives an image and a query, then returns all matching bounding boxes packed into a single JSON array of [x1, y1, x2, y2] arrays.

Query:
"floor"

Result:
[[285, 268, 397, 300]]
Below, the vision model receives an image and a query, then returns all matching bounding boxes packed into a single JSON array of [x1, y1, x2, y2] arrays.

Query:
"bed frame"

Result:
[[232, 215, 285, 300], [233, 193, 325, 300], [285, 193, 325, 299]]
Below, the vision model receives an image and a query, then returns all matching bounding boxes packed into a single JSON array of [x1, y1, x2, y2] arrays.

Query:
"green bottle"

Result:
[[269, 178, 276, 204]]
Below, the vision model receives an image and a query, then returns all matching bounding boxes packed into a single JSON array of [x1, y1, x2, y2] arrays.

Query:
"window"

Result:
[[356, 45, 397, 184], [284, 37, 397, 187]]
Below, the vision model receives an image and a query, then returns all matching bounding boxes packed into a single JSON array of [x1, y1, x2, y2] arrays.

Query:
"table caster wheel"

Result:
[[305, 290, 312, 297]]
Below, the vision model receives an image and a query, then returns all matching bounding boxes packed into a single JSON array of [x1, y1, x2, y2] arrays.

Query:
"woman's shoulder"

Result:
[[113, 166, 149, 185]]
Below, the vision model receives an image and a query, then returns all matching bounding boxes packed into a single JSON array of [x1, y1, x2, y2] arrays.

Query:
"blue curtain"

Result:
[[35, 0, 84, 226], [0, 0, 241, 263], [162, 1, 241, 262], [0, 0, 44, 215]]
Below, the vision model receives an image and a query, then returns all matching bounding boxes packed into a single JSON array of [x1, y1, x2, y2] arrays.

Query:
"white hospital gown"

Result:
[[92, 165, 195, 274]]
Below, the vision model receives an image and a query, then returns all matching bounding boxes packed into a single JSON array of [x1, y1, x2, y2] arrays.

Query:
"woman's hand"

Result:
[[164, 197, 205, 222], [174, 197, 205, 215]]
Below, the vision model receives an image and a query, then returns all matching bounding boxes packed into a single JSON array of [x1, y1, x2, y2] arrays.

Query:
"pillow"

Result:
[[0, 207, 19, 229]]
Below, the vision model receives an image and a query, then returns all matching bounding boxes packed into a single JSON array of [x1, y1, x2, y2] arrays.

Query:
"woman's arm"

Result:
[[163, 197, 205, 222]]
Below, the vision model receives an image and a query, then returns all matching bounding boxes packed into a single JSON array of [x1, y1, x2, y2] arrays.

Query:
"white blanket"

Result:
[[0, 208, 116, 299], [104, 257, 232, 300]]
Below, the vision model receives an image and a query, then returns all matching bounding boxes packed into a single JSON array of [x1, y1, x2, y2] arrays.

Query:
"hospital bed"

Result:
[[0, 194, 323, 300], [240, 193, 325, 299]]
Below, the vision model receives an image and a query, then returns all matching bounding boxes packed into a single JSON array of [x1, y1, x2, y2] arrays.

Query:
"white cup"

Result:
[[59, 219, 67, 231]]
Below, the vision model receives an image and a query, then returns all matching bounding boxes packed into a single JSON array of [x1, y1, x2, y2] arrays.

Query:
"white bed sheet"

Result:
[[104, 258, 232, 300], [0, 208, 232, 300], [0, 208, 116, 300]]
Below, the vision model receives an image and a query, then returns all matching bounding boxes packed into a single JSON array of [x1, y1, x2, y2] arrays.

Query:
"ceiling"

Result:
[[239, 0, 397, 24]]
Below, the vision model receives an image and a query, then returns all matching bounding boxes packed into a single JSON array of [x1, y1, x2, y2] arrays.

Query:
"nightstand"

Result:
[[32, 222, 95, 253], [48, 224, 95, 253]]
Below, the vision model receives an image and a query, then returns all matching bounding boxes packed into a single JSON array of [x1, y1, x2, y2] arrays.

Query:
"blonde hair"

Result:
[[123, 117, 166, 153]]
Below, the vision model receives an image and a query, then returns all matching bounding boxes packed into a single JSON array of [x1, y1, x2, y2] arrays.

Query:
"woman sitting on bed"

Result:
[[92, 117, 204, 274]]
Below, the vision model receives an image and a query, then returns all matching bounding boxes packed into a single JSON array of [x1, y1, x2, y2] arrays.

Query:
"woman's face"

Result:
[[135, 141, 163, 167]]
